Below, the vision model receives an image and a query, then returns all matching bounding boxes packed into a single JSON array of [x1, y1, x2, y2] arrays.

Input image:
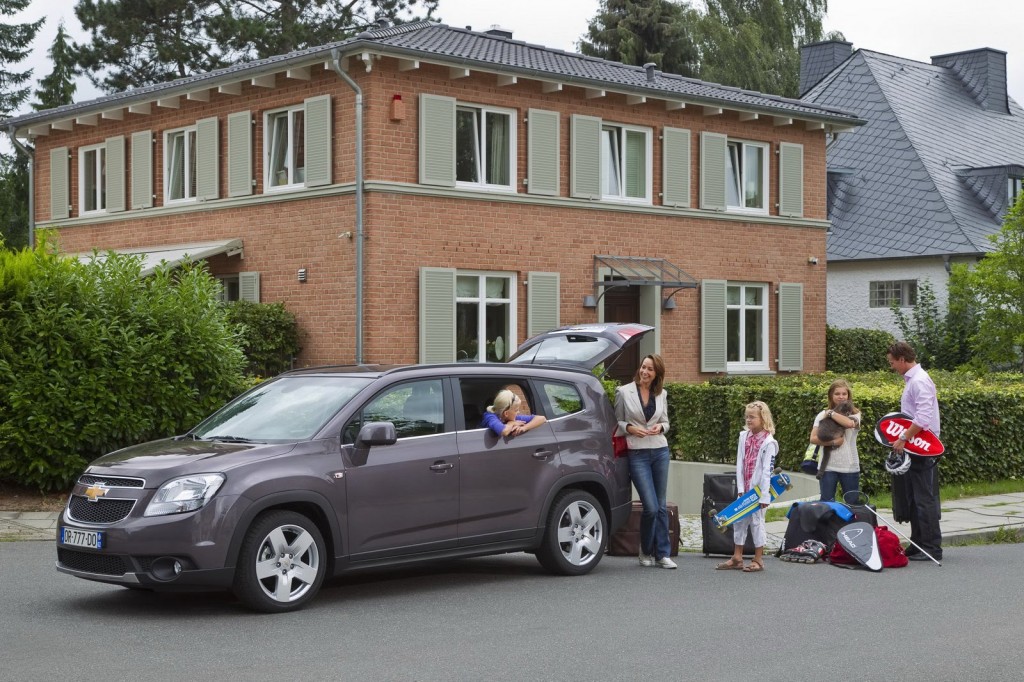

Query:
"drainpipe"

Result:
[[6, 126, 34, 248], [329, 49, 365, 364]]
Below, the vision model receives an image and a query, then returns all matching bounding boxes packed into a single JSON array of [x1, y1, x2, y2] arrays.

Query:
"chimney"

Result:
[[931, 48, 1009, 114], [644, 62, 657, 83], [799, 40, 853, 97], [484, 25, 513, 39]]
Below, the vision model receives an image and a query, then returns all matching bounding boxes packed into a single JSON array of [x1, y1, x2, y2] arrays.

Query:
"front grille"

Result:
[[58, 548, 127, 576], [68, 496, 136, 524], [79, 474, 145, 488]]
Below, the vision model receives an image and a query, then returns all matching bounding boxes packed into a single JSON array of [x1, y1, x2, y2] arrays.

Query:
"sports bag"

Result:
[[829, 525, 907, 568]]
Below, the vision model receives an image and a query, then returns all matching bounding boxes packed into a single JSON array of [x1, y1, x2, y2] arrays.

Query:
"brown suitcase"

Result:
[[607, 501, 680, 557]]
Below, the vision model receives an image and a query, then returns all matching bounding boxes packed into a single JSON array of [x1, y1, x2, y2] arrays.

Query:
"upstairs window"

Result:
[[265, 106, 306, 189], [1009, 176, 1023, 207], [601, 124, 651, 202], [165, 126, 198, 203], [79, 144, 106, 214], [726, 140, 767, 213], [870, 280, 918, 308], [456, 105, 515, 190]]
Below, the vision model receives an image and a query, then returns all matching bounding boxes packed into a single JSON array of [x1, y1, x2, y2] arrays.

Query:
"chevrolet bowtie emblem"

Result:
[[84, 484, 108, 503]]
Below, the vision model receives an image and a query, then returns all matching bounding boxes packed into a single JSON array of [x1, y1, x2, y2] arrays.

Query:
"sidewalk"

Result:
[[3, 493, 1024, 546]]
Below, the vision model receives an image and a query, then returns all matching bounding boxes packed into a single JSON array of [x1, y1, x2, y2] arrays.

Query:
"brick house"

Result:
[[5, 21, 862, 382]]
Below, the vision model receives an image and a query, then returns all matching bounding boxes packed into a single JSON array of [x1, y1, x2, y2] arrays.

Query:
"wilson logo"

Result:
[[883, 422, 932, 452]]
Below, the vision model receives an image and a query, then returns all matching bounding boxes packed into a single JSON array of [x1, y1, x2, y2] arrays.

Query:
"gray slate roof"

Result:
[[804, 49, 1024, 261], [5, 21, 861, 129]]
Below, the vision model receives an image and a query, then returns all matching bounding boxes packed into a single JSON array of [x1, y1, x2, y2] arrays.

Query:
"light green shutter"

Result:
[[528, 272, 560, 337], [419, 267, 456, 363], [239, 272, 260, 303], [105, 136, 125, 212], [419, 94, 456, 187], [304, 95, 332, 187], [662, 127, 691, 207], [701, 279, 727, 373], [227, 111, 252, 197], [570, 114, 601, 199], [624, 130, 646, 199], [130, 131, 153, 209], [777, 282, 803, 371], [700, 131, 727, 211], [196, 116, 220, 200], [50, 147, 69, 220], [527, 109, 559, 196], [778, 142, 804, 217]]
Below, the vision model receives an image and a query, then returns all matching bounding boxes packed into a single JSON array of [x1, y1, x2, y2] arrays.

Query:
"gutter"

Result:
[[6, 125, 34, 248], [328, 49, 365, 364]]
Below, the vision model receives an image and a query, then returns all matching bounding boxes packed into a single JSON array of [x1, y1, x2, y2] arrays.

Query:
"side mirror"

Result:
[[357, 421, 398, 446]]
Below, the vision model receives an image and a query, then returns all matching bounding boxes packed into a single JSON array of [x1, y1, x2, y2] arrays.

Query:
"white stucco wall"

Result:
[[826, 257, 976, 335]]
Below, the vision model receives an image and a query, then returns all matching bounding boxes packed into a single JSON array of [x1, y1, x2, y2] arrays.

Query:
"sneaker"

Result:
[[656, 557, 677, 569], [638, 553, 654, 567]]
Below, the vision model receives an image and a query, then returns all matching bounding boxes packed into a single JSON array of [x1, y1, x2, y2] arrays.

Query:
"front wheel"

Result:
[[233, 510, 327, 613], [535, 490, 607, 576]]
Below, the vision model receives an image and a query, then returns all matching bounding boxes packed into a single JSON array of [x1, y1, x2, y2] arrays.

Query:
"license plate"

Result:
[[61, 527, 104, 550]]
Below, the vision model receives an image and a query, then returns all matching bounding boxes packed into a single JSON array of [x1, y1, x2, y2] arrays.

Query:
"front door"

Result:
[[604, 286, 640, 384]]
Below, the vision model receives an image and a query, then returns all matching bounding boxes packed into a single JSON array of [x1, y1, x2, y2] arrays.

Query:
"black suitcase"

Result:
[[774, 501, 849, 556], [608, 501, 681, 557], [701, 472, 756, 557]]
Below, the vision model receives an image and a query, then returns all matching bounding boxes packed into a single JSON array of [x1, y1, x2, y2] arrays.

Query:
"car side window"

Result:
[[541, 381, 584, 418], [343, 379, 446, 444]]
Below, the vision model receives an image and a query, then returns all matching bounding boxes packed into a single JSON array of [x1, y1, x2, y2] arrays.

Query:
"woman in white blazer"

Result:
[[614, 354, 675, 569]]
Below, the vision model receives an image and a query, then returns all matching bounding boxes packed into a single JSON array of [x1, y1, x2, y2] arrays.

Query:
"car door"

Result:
[[455, 378, 562, 545], [508, 322, 653, 376], [341, 378, 459, 560]]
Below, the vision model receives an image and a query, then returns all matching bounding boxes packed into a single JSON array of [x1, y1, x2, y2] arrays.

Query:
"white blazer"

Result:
[[614, 383, 670, 450], [735, 430, 779, 504]]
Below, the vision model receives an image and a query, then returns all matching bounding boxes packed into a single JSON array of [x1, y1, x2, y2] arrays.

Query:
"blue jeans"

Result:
[[628, 446, 671, 560], [819, 471, 861, 503]]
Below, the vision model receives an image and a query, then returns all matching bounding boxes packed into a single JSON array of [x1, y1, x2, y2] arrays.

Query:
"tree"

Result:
[[962, 198, 1024, 371], [34, 21, 78, 110], [890, 277, 977, 371], [0, 0, 44, 117], [579, 0, 700, 78], [74, 0, 228, 92], [0, 152, 29, 250], [208, 0, 439, 61]]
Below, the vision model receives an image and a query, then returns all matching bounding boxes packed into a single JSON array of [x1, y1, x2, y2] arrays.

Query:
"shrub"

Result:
[[0, 245, 246, 490], [224, 300, 301, 378], [826, 326, 895, 373]]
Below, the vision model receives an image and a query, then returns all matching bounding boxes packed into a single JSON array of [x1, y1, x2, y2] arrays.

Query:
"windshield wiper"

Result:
[[203, 435, 257, 443], [172, 433, 199, 441]]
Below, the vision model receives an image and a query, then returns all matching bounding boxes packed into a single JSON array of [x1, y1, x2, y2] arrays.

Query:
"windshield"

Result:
[[193, 376, 373, 442]]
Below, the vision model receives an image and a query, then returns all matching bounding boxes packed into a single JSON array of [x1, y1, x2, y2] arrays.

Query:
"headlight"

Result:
[[144, 474, 225, 517]]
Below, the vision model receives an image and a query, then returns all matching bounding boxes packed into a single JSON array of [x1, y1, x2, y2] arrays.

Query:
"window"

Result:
[[456, 105, 515, 190], [870, 280, 918, 308], [344, 379, 446, 443], [542, 382, 584, 418], [726, 141, 767, 212], [265, 106, 306, 189], [601, 124, 651, 202], [1009, 176, 1023, 207], [217, 275, 240, 302], [164, 126, 197, 202], [455, 273, 516, 362], [79, 144, 106, 213], [726, 283, 768, 371]]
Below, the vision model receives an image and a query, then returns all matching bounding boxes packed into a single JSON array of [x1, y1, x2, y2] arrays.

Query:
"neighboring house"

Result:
[[800, 41, 1024, 335], [5, 21, 862, 382]]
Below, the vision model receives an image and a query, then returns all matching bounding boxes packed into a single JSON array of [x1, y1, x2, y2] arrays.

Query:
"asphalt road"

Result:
[[1, 542, 1020, 681]]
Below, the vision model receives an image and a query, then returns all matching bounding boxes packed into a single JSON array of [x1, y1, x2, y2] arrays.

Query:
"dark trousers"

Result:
[[907, 456, 942, 557]]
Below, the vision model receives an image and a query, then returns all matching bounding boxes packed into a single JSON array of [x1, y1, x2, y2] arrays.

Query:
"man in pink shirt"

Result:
[[887, 341, 942, 561]]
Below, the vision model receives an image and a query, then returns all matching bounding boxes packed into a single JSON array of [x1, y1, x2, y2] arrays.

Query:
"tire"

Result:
[[535, 490, 607, 576], [232, 510, 327, 613]]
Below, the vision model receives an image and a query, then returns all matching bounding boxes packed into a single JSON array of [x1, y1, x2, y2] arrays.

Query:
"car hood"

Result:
[[85, 438, 297, 479]]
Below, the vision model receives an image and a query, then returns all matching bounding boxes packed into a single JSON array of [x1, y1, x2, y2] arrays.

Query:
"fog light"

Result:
[[150, 556, 185, 581], [173, 560, 182, 576]]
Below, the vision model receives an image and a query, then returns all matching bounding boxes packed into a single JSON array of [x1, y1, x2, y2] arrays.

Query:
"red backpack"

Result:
[[829, 525, 908, 568]]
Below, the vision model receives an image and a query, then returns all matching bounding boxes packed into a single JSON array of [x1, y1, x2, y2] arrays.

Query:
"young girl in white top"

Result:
[[809, 379, 861, 502]]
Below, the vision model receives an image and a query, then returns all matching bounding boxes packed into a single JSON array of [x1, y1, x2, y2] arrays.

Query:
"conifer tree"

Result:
[[0, 0, 44, 117], [34, 21, 78, 110]]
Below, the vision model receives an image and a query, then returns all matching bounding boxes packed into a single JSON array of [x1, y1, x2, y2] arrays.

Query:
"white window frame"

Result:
[[600, 123, 653, 204], [454, 271, 518, 363], [163, 125, 198, 204], [725, 139, 769, 215], [455, 103, 517, 192], [726, 282, 769, 372], [78, 143, 106, 214], [1009, 176, 1023, 206], [870, 280, 918, 308], [263, 105, 306, 192]]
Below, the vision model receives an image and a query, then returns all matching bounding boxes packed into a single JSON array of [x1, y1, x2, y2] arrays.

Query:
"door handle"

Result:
[[532, 449, 554, 459], [429, 461, 454, 471]]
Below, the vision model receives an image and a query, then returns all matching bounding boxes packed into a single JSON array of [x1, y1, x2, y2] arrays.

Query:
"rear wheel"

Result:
[[233, 510, 327, 613], [535, 490, 606, 576]]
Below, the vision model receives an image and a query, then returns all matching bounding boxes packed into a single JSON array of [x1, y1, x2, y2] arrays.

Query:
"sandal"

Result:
[[743, 559, 765, 573], [715, 558, 744, 571]]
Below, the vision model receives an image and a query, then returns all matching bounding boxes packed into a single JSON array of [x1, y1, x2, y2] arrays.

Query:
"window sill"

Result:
[[725, 206, 768, 216], [455, 182, 517, 194], [600, 195, 653, 206], [725, 368, 774, 375]]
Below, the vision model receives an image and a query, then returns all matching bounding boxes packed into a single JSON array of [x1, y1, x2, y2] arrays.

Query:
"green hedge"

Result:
[[0, 245, 247, 490], [826, 326, 895, 373], [224, 300, 301, 377], [617, 372, 1024, 495]]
